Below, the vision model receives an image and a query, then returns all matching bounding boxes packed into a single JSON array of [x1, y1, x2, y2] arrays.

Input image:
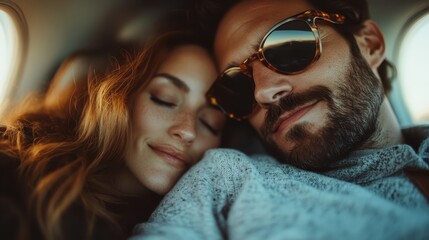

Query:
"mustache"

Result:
[[261, 86, 332, 137]]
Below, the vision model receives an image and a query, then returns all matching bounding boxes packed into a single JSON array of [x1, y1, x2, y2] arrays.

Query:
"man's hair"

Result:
[[306, 0, 396, 94], [189, 0, 396, 94]]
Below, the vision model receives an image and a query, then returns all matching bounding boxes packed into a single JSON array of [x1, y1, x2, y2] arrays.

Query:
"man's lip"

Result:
[[149, 144, 190, 168], [272, 100, 319, 133]]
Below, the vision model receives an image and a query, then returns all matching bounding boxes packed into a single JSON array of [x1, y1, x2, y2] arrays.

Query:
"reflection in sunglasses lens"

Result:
[[262, 20, 317, 73]]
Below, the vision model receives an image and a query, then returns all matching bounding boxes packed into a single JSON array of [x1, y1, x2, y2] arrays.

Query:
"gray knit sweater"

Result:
[[131, 127, 429, 240]]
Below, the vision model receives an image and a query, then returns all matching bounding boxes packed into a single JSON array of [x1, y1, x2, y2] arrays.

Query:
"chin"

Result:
[[145, 174, 180, 195], [276, 122, 317, 148]]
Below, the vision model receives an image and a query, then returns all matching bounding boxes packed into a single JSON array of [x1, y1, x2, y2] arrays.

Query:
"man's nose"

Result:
[[169, 110, 197, 145], [252, 62, 292, 108]]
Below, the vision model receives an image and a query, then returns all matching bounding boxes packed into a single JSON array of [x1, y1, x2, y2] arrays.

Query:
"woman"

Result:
[[0, 31, 225, 240]]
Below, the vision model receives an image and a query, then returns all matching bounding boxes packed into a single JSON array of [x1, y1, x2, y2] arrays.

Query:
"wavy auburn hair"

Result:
[[0, 31, 204, 240]]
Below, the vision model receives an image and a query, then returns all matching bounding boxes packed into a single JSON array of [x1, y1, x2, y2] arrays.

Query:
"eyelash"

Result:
[[150, 95, 176, 107], [200, 119, 218, 136], [151, 95, 218, 136]]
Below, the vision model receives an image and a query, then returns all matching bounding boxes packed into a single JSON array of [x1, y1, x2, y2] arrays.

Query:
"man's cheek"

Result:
[[249, 109, 266, 135]]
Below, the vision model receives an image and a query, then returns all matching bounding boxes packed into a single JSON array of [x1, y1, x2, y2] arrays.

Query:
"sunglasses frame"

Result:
[[240, 9, 346, 76], [210, 9, 346, 120]]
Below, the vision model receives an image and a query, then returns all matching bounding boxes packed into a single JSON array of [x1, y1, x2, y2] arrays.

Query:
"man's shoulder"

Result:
[[198, 148, 278, 170], [189, 148, 287, 182]]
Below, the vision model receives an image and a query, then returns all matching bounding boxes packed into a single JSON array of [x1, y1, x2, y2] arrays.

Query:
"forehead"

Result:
[[214, 0, 313, 70], [157, 44, 216, 91]]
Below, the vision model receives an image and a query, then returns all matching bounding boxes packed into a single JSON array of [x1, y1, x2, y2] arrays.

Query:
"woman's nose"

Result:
[[169, 110, 197, 144]]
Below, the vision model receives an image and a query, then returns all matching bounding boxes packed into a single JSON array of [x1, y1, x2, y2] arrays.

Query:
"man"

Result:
[[130, 0, 429, 239]]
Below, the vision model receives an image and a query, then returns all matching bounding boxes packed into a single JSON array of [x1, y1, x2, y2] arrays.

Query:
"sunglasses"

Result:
[[207, 9, 346, 120]]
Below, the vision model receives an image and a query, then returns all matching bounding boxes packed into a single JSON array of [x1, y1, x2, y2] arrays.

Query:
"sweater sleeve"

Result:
[[130, 149, 250, 240]]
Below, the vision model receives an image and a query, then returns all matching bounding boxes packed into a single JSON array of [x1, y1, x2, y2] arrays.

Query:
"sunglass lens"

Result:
[[208, 68, 255, 119], [262, 20, 317, 73]]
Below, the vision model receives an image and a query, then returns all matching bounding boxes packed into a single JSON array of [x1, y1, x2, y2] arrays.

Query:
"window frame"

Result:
[[0, 1, 28, 115], [393, 6, 429, 125]]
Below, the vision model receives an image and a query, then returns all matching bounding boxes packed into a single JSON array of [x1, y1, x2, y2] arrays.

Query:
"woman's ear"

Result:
[[354, 20, 386, 69]]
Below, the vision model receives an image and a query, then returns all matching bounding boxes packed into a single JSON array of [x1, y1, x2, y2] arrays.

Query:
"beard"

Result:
[[260, 50, 384, 171]]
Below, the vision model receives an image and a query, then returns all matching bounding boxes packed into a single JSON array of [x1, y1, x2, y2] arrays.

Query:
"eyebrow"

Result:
[[153, 73, 189, 92]]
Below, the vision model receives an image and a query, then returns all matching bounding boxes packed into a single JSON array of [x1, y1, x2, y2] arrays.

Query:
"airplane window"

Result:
[[0, 8, 17, 113], [398, 13, 429, 124], [0, 2, 26, 116]]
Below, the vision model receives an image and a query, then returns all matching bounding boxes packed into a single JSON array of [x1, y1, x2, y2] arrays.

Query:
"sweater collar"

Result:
[[322, 125, 429, 183]]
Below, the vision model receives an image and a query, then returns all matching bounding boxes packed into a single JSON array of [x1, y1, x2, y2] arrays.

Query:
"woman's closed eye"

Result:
[[150, 95, 176, 108], [199, 118, 219, 136]]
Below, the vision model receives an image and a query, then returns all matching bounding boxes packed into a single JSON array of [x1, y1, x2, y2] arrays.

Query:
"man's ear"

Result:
[[354, 20, 385, 69]]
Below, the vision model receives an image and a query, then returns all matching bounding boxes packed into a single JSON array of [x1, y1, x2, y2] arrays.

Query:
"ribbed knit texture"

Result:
[[131, 127, 429, 240]]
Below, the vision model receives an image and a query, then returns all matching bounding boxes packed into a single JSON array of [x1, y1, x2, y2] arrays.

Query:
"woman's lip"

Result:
[[149, 145, 190, 169], [272, 100, 319, 134]]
